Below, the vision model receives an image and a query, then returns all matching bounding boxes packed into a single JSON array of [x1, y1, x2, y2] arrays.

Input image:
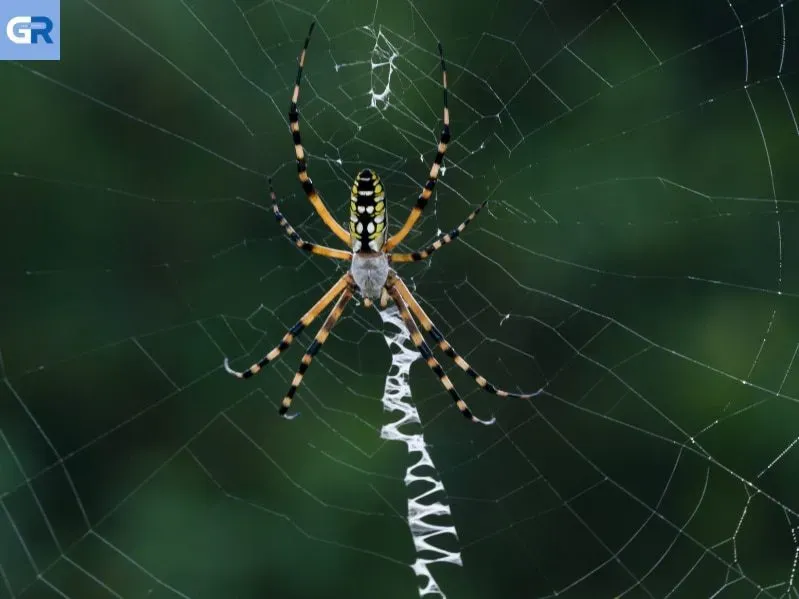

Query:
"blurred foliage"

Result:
[[1, 0, 798, 598]]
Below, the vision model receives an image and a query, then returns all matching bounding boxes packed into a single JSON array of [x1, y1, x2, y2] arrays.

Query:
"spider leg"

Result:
[[278, 286, 353, 419], [384, 42, 450, 251], [270, 180, 352, 261], [390, 200, 486, 263], [387, 284, 494, 425], [223, 274, 351, 378], [391, 275, 543, 399], [290, 21, 351, 246]]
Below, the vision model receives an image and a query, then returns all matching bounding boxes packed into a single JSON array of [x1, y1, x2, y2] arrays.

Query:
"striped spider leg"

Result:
[[383, 42, 451, 251], [386, 282, 495, 425], [385, 274, 541, 424], [290, 21, 350, 246], [390, 200, 487, 263], [277, 286, 353, 418], [390, 275, 542, 401], [224, 274, 355, 418], [270, 179, 352, 261]]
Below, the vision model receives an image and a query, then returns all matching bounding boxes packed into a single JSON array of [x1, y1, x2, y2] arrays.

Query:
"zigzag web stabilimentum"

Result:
[[378, 305, 463, 598]]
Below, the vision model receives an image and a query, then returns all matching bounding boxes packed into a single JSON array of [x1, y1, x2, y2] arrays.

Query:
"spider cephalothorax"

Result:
[[223, 22, 542, 424]]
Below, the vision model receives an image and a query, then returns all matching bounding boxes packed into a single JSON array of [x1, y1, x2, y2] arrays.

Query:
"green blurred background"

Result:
[[1, 0, 799, 597]]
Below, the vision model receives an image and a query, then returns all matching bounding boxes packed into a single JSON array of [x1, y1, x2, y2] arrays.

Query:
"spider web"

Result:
[[2, 0, 799, 597]]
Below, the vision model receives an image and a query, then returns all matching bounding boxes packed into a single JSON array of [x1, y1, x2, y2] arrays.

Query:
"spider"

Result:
[[224, 22, 541, 424]]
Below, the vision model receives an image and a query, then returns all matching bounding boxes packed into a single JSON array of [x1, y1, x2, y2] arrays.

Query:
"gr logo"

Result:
[[1, 0, 60, 60], [7, 17, 54, 45]]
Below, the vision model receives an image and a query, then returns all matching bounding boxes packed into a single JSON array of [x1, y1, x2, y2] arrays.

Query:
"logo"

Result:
[[1, 0, 60, 60], [7, 17, 54, 45]]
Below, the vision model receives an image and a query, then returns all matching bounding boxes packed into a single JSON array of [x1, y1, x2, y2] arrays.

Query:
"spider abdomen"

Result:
[[350, 252, 390, 300], [350, 169, 387, 253]]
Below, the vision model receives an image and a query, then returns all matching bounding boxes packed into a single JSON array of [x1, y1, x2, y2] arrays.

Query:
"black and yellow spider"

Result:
[[224, 22, 540, 424]]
